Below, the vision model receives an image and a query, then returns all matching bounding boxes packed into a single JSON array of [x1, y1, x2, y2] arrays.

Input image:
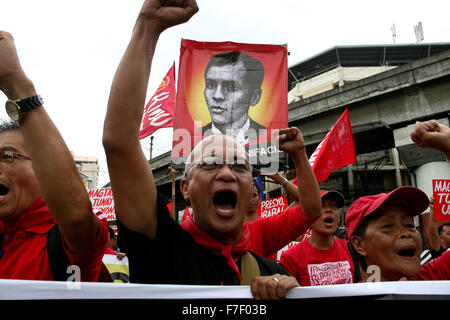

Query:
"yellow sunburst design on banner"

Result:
[[158, 74, 170, 91], [185, 72, 210, 126]]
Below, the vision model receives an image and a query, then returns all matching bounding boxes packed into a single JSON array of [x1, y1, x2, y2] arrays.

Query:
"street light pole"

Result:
[[150, 136, 154, 160]]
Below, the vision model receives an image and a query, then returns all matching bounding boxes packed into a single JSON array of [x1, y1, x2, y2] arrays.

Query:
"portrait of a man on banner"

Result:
[[171, 39, 288, 171]]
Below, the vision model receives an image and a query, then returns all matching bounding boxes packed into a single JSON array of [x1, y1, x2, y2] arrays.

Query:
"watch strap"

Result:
[[16, 94, 44, 112]]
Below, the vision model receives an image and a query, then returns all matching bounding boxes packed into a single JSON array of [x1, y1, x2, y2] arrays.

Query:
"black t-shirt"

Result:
[[430, 247, 447, 259], [117, 195, 288, 285]]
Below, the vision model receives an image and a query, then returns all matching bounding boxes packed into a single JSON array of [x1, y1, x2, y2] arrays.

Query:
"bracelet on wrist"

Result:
[[281, 178, 288, 187]]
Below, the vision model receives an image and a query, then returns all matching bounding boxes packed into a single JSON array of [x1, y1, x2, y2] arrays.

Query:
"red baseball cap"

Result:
[[345, 186, 428, 240], [320, 190, 345, 208]]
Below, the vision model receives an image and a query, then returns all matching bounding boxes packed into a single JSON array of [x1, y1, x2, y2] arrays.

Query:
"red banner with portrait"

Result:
[[171, 39, 288, 169]]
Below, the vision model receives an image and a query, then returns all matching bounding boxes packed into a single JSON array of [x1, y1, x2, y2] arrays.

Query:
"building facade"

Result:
[[72, 153, 99, 189]]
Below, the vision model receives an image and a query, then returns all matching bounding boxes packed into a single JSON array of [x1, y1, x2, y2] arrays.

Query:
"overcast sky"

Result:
[[1, 0, 449, 186]]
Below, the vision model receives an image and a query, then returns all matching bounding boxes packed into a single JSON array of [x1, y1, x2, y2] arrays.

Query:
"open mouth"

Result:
[[397, 248, 416, 258], [0, 184, 9, 199], [213, 190, 237, 217], [323, 216, 334, 227], [324, 217, 334, 224]]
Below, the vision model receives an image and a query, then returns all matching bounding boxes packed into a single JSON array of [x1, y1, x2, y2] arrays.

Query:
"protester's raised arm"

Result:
[[410, 120, 450, 160], [428, 197, 441, 252], [265, 172, 299, 202], [102, 0, 198, 239], [0, 31, 98, 253], [277, 127, 321, 220]]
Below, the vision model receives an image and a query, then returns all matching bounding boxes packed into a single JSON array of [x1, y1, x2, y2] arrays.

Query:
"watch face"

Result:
[[5, 100, 20, 122]]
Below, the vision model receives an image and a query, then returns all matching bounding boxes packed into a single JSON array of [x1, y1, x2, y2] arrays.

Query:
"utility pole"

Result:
[[414, 22, 424, 43], [391, 24, 397, 44], [149, 136, 154, 160]]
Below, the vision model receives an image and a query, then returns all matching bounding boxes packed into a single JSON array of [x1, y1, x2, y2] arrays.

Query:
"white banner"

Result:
[[0, 279, 449, 300]]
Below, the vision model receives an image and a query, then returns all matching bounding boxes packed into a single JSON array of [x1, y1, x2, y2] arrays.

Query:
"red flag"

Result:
[[166, 202, 173, 215], [139, 63, 176, 139], [294, 108, 356, 184]]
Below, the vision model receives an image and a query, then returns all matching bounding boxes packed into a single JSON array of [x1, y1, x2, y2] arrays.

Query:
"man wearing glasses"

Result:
[[0, 31, 108, 281], [103, 0, 321, 299]]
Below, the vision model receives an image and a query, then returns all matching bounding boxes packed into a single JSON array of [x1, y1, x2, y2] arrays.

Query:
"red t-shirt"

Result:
[[280, 237, 354, 286], [104, 247, 117, 255], [0, 197, 108, 281], [245, 205, 317, 260], [414, 250, 450, 280]]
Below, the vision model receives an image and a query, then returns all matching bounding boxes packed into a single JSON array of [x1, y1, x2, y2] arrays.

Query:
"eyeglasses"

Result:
[[185, 155, 251, 177], [0, 150, 31, 165]]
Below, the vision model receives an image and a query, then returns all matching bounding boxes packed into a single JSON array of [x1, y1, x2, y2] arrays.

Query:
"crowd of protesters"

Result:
[[0, 0, 449, 301]]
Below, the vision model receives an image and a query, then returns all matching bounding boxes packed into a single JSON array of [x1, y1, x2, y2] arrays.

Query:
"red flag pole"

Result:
[[171, 167, 176, 221]]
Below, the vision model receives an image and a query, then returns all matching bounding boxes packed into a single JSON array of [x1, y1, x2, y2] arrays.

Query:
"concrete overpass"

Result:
[[289, 48, 450, 157]]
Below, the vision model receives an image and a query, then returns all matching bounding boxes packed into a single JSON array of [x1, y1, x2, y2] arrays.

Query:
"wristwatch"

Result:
[[5, 94, 44, 123]]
